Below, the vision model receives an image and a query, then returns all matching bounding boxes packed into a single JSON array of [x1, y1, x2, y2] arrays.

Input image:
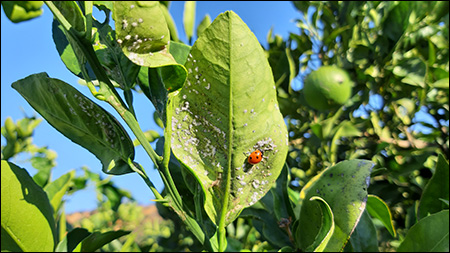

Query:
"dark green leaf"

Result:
[[52, 17, 140, 89], [394, 58, 427, 88], [52, 1, 85, 32], [270, 164, 296, 221], [296, 159, 374, 251], [137, 42, 191, 123], [292, 1, 310, 14], [428, 1, 450, 23], [55, 227, 91, 252], [12, 73, 136, 175], [383, 2, 410, 42], [52, 18, 96, 80], [93, 19, 141, 90], [346, 209, 379, 252], [418, 154, 449, 220], [240, 208, 293, 248], [397, 210, 449, 252], [74, 230, 130, 252], [366, 194, 396, 238]]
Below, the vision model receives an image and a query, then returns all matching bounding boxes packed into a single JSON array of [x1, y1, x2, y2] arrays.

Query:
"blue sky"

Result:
[[1, 1, 301, 214]]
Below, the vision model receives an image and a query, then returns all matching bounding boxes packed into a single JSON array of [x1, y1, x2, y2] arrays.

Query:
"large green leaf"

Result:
[[418, 154, 449, 220], [1, 160, 56, 252], [296, 159, 374, 251], [12, 73, 136, 175], [169, 11, 289, 226], [397, 210, 449, 252]]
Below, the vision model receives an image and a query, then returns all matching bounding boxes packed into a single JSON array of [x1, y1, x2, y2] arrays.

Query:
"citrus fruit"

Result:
[[303, 66, 353, 110]]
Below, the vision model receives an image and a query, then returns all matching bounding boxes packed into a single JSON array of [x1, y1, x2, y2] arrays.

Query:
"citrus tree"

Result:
[[1, 1, 448, 252]]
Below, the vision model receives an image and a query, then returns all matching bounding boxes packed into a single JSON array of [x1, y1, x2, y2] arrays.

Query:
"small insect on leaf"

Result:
[[248, 149, 263, 165]]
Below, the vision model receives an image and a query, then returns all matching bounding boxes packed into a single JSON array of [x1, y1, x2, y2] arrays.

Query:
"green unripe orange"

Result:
[[303, 66, 353, 110]]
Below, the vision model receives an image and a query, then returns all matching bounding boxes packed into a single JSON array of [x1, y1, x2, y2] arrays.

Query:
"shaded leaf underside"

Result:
[[12, 73, 135, 175]]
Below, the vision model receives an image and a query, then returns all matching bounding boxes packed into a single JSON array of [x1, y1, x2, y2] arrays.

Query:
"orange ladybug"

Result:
[[248, 150, 263, 165]]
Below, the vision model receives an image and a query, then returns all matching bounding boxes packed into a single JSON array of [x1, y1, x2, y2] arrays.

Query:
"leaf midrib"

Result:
[[219, 11, 234, 230]]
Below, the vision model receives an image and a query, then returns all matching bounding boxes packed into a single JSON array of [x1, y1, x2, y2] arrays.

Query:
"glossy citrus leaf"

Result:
[[367, 194, 396, 237], [397, 210, 449, 252], [74, 230, 130, 252], [1, 160, 56, 252], [305, 196, 335, 252], [54, 228, 129, 252], [12, 73, 136, 175], [169, 11, 289, 226], [55, 227, 90, 252], [296, 159, 374, 251], [418, 154, 449, 220], [346, 209, 379, 252], [52, 18, 96, 80], [52, 17, 140, 89], [92, 19, 141, 90], [52, 1, 85, 32], [240, 207, 293, 248], [239, 165, 295, 249]]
